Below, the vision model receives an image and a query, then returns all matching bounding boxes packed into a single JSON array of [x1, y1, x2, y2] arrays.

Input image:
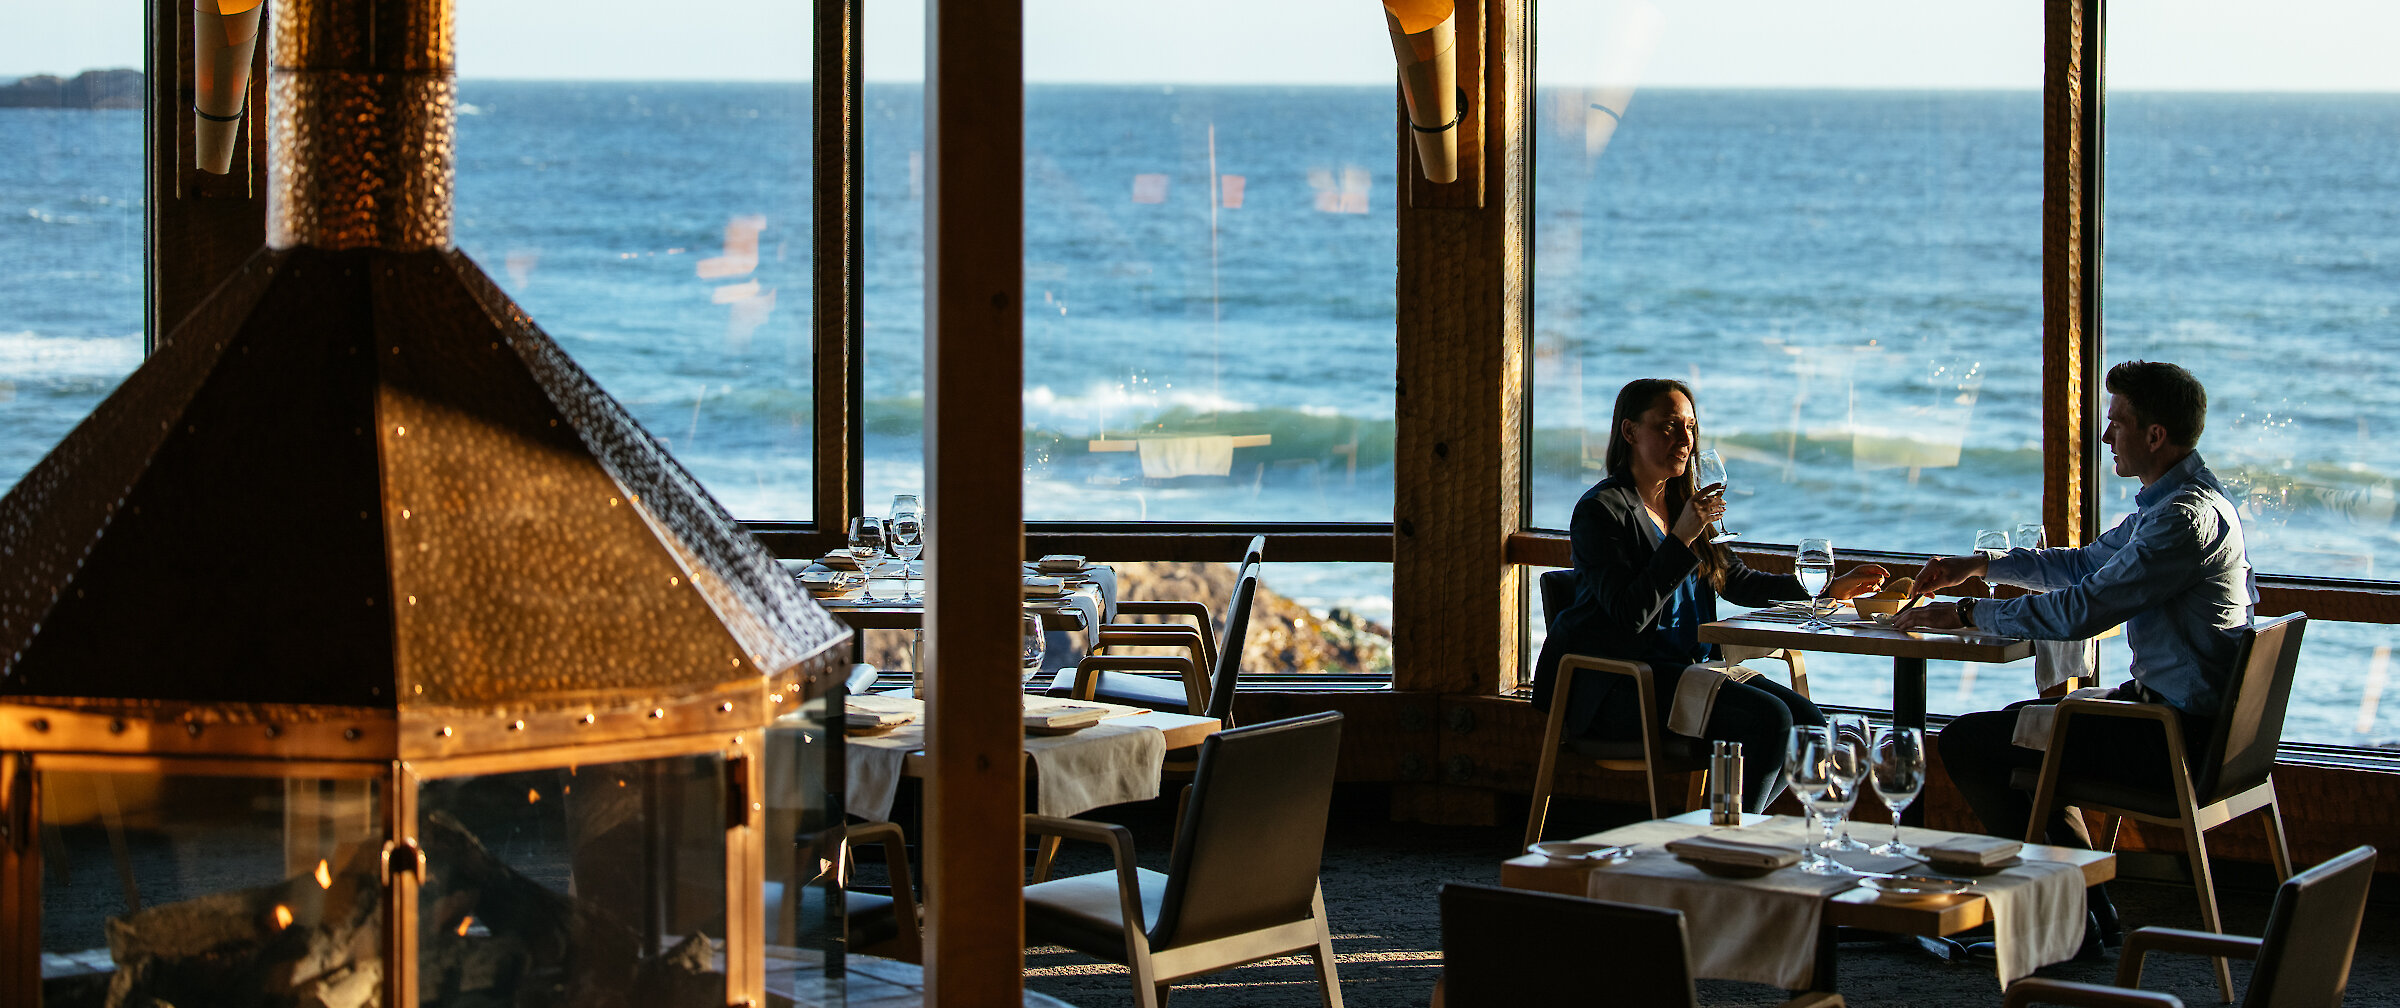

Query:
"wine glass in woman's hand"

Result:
[[1692, 449, 1736, 540]]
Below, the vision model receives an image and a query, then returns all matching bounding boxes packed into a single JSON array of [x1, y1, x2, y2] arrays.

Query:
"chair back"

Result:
[[2245, 844, 2378, 1007], [1199, 542, 1264, 724], [2196, 613, 2305, 805], [1438, 883, 1696, 1008], [1539, 569, 1575, 630], [1150, 711, 1342, 951]]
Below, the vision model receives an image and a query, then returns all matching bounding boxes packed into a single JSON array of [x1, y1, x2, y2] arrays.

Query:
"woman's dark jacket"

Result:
[[1531, 473, 1807, 738]]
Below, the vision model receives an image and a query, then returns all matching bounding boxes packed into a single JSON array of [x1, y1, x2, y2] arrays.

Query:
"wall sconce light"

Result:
[[193, 0, 265, 174], [1383, 0, 1461, 184]]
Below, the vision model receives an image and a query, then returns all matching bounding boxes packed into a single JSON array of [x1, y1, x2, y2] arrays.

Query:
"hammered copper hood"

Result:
[[0, 0, 849, 758]]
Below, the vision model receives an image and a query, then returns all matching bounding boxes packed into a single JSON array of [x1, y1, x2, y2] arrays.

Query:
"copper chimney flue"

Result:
[[1, 0, 849, 1002]]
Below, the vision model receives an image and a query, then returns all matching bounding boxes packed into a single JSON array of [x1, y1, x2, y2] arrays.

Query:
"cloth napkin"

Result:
[[1664, 833, 1803, 870], [1136, 435, 1235, 478], [1573, 818, 1859, 989], [2034, 638, 2100, 691], [1975, 856, 2088, 986], [2010, 687, 2115, 750], [1668, 662, 1764, 737], [1918, 834, 2023, 868], [845, 723, 923, 822], [1024, 722, 1165, 817]]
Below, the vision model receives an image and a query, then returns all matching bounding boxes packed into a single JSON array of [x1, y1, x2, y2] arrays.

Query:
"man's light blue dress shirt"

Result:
[[1978, 452, 2258, 716]]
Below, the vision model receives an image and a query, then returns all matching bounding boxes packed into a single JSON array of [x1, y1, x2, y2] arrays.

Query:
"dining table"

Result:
[[784, 558, 1117, 661], [1500, 810, 2114, 993], [1701, 604, 2033, 824]]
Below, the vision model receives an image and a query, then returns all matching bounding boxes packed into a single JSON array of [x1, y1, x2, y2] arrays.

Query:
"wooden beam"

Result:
[[2042, 0, 2102, 548], [813, 0, 862, 532], [1394, 0, 1528, 696], [922, 0, 1026, 1002]]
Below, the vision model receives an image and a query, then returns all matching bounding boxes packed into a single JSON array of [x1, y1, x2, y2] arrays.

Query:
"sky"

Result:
[[8, 0, 2399, 91]]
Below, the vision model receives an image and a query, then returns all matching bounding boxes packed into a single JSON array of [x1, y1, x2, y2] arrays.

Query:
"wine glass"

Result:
[[2014, 521, 2047, 550], [1691, 449, 1736, 540], [847, 516, 887, 601], [1823, 715, 1872, 851], [1806, 734, 1862, 870], [1974, 529, 2012, 561], [1021, 611, 1047, 683], [1868, 725, 1927, 857], [888, 496, 924, 601], [1784, 726, 1848, 875], [1794, 538, 1835, 629]]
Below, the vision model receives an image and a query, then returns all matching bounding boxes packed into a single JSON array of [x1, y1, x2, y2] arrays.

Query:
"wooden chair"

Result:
[[1049, 535, 1263, 724], [2020, 613, 2307, 1003], [2002, 845, 2376, 1008], [1524, 569, 1808, 846], [798, 820, 919, 963], [1433, 883, 1841, 1008], [1023, 712, 1346, 1008]]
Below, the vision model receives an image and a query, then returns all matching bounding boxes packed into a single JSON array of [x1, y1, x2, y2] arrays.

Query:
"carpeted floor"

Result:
[[1012, 786, 2400, 1008]]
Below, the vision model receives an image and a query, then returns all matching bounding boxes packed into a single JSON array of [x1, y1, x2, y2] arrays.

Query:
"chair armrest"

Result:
[[844, 820, 921, 963], [1775, 993, 1845, 1008], [2115, 927, 2262, 989], [1115, 599, 1214, 626], [1023, 814, 1147, 933], [2025, 695, 2195, 840], [1095, 625, 1207, 658], [1060, 654, 1201, 703], [2003, 979, 2185, 1008]]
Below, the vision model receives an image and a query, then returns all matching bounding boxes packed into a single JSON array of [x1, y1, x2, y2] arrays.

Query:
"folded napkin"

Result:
[[2010, 686, 2114, 751], [1136, 435, 1235, 478], [817, 552, 862, 570], [1668, 662, 1765, 737], [1919, 834, 2022, 868], [1664, 834, 1802, 870], [1022, 575, 1067, 597], [2034, 638, 2100, 692], [1035, 554, 1088, 572], [1982, 857, 2089, 986]]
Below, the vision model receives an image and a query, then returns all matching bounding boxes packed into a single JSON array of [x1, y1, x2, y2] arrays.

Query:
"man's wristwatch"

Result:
[[1957, 596, 1978, 628]]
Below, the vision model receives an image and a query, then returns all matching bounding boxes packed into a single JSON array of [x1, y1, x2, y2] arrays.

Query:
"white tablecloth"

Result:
[[834, 697, 1166, 820]]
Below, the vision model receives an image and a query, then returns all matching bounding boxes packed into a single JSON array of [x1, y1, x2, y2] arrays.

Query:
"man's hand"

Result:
[[1907, 555, 1988, 598], [1892, 601, 1966, 632]]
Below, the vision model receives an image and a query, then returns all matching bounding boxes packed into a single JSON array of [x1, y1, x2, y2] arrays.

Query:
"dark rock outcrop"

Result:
[[0, 69, 144, 109]]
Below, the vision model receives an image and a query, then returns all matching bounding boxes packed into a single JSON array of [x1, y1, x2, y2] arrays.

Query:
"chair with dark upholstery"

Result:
[[1433, 883, 1841, 1008], [820, 820, 920, 963], [2019, 612, 2306, 1002], [1524, 568, 1808, 846], [2002, 845, 2376, 1008], [1023, 712, 1346, 1008]]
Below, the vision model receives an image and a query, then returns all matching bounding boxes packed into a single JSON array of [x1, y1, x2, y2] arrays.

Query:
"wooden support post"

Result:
[[2042, 0, 2101, 548], [1394, 0, 1529, 697], [923, 0, 1027, 1003], [814, 0, 862, 532]]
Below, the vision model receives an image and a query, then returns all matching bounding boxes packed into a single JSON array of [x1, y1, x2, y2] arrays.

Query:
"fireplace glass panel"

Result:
[[37, 770, 388, 1008], [414, 754, 729, 1008]]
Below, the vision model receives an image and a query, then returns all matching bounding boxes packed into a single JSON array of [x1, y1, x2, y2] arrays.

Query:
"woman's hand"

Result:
[[1827, 564, 1889, 600], [1907, 555, 1988, 598], [1671, 489, 1727, 545]]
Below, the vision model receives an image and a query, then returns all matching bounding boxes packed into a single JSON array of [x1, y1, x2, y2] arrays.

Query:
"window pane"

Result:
[[2103, 0, 2400, 748], [1529, 2, 2044, 562], [453, 6, 814, 521], [2, 52, 143, 491], [864, 0, 1395, 523]]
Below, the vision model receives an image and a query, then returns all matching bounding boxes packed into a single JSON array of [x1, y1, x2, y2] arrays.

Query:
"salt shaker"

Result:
[[1709, 741, 1745, 825]]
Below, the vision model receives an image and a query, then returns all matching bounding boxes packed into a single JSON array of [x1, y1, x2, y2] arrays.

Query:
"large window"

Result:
[[1529, 0, 2043, 714], [0, 18, 143, 492], [452, 3, 816, 521], [2103, 0, 2400, 749]]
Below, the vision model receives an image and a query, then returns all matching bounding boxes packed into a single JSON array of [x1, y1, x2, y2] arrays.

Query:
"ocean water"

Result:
[[3, 83, 2395, 748]]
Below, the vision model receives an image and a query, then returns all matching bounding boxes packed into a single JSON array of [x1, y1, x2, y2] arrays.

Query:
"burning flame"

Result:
[[456, 915, 474, 937], [527, 788, 541, 804], [272, 904, 293, 930], [314, 860, 333, 889]]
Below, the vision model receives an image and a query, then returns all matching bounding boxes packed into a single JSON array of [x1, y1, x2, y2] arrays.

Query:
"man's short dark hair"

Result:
[[2106, 360, 2207, 448]]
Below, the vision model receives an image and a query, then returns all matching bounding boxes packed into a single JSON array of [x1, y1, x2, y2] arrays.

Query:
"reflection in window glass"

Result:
[[863, 0, 1394, 524], [1528, 2, 2041, 715], [1, 61, 143, 491], [453, 9, 814, 521], [2104, 0, 2400, 748]]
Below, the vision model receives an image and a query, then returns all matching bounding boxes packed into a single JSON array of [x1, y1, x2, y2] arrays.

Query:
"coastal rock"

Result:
[[0, 69, 144, 109]]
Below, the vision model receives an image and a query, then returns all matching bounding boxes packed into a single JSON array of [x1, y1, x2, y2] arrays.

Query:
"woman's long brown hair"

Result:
[[1604, 378, 1729, 591]]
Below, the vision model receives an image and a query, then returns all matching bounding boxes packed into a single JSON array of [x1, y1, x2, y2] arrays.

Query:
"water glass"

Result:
[[847, 516, 887, 600], [1692, 448, 1736, 539], [1974, 529, 2012, 560], [1784, 726, 1849, 875], [2014, 521, 2047, 550], [1021, 611, 1047, 683], [1869, 725, 1927, 856], [1794, 538, 1835, 629], [889, 495, 924, 599], [1823, 715, 1871, 851]]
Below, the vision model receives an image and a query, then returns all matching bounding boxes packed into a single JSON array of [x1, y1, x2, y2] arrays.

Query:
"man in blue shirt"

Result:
[[1896, 361, 2256, 949]]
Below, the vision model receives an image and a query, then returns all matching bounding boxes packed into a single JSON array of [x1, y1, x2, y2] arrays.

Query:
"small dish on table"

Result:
[[1527, 841, 1634, 865], [1861, 874, 1973, 898]]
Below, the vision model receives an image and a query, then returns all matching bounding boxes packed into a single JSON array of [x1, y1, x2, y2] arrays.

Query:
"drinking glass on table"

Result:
[[1868, 725, 1927, 857], [1803, 727, 1862, 871], [1794, 538, 1836, 629], [1784, 726, 1848, 874], [1691, 449, 1737, 540], [1823, 715, 1873, 851], [848, 516, 887, 601], [1022, 611, 1047, 683], [2014, 521, 2048, 550], [1975, 529, 2012, 561], [889, 496, 924, 601]]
